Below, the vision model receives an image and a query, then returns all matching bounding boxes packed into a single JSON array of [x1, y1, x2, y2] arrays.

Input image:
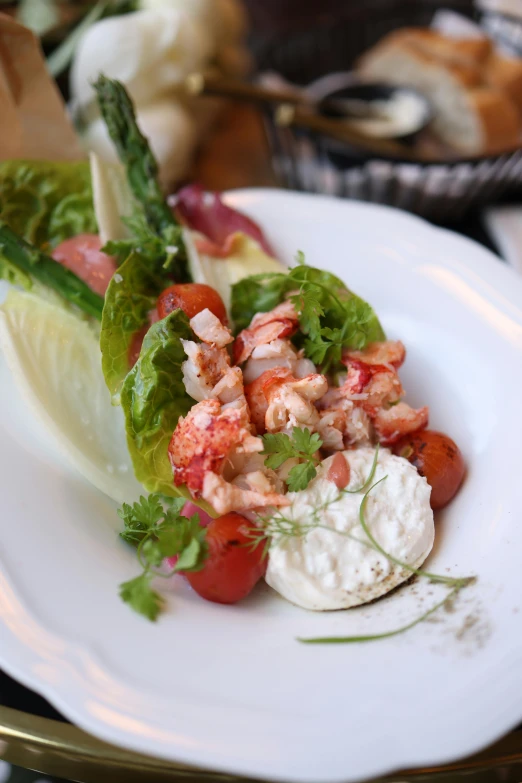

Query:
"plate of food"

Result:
[[0, 75, 521, 783]]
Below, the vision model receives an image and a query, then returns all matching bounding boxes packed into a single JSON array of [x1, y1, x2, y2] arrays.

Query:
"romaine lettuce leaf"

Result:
[[89, 152, 133, 245], [0, 160, 96, 249], [0, 288, 142, 504], [120, 309, 194, 497], [186, 230, 286, 317], [100, 250, 171, 402]]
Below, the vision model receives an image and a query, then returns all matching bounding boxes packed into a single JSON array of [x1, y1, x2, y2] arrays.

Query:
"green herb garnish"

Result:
[[118, 494, 208, 621], [231, 257, 385, 373], [262, 427, 323, 492], [298, 582, 466, 644]]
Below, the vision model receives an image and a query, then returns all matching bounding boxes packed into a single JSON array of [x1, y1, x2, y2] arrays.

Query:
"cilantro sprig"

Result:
[[118, 494, 208, 621], [262, 427, 323, 492]]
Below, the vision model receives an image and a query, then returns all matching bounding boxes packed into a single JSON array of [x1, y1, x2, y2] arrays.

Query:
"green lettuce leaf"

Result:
[[100, 250, 171, 401], [231, 263, 385, 373], [120, 309, 194, 497], [185, 230, 286, 317], [0, 160, 96, 249], [0, 288, 142, 504]]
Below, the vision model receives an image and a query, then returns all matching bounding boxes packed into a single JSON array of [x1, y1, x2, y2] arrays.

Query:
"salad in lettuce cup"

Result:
[[0, 76, 468, 634]]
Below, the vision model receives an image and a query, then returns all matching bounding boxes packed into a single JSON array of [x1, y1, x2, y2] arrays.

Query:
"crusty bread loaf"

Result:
[[357, 31, 483, 89], [485, 52, 522, 112], [398, 28, 493, 66], [459, 87, 521, 154], [357, 28, 522, 155]]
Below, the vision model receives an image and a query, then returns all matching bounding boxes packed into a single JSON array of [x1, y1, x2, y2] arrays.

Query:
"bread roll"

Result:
[[358, 30, 521, 154], [399, 27, 492, 66], [485, 52, 522, 112]]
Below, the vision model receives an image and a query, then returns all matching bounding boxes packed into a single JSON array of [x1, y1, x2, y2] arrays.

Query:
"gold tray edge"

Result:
[[1, 705, 522, 783]]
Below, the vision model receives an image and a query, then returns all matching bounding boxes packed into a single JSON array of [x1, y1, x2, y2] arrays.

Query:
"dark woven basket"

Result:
[[246, 0, 522, 221]]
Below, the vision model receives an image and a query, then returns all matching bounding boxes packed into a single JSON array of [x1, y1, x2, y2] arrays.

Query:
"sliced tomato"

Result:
[[52, 234, 116, 296], [183, 512, 266, 604], [157, 283, 227, 323]]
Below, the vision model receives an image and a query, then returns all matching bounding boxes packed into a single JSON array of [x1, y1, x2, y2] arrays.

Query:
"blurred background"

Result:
[[4, 0, 522, 226]]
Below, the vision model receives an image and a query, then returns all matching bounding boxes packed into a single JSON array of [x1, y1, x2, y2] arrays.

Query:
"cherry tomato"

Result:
[[184, 512, 266, 604], [157, 283, 227, 323], [52, 234, 116, 296], [393, 430, 465, 510]]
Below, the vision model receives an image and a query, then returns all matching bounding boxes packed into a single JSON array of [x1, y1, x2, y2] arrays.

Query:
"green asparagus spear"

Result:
[[0, 222, 104, 320], [93, 74, 176, 236]]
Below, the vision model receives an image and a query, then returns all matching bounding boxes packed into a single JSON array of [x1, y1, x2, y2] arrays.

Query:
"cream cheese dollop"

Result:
[[265, 447, 434, 611]]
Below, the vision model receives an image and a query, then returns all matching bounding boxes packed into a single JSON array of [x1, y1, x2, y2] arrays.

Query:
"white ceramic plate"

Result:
[[1, 190, 522, 783]]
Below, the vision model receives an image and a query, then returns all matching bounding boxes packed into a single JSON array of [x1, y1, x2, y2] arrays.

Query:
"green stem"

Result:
[[93, 75, 177, 237], [298, 583, 464, 644], [0, 223, 104, 319]]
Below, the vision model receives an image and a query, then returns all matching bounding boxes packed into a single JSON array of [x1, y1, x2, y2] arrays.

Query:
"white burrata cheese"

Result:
[[265, 447, 434, 611]]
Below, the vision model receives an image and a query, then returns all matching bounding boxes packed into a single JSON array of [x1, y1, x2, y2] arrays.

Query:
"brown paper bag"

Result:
[[0, 13, 83, 161]]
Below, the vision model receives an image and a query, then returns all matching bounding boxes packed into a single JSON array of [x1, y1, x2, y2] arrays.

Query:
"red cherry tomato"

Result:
[[52, 234, 116, 296], [393, 430, 466, 510], [157, 283, 227, 323], [184, 512, 266, 604]]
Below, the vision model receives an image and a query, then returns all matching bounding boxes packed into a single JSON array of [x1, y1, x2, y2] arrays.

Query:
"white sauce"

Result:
[[342, 91, 427, 138], [265, 447, 434, 611]]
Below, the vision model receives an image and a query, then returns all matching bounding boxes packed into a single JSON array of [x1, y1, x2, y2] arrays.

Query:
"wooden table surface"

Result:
[[193, 104, 277, 192]]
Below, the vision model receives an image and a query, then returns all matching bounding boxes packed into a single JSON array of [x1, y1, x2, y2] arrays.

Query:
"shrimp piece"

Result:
[[345, 340, 406, 370], [245, 368, 292, 433], [373, 402, 429, 445], [201, 473, 289, 515], [181, 311, 244, 405], [316, 398, 372, 450], [181, 340, 231, 402], [321, 340, 427, 447], [169, 399, 259, 494], [190, 308, 233, 348], [266, 373, 327, 433], [211, 366, 245, 405], [243, 338, 316, 383], [181, 310, 234, 400], [343, 360, 403, 412], [169, 398, 287, 512], [245, 368, 328, 435], [234, 300, 299, 364]]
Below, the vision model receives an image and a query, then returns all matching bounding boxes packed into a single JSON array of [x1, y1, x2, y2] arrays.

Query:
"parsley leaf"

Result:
[[292, 427, 322, 456], [118, 494, 164, 545], [287, 461, 318, 492], [119, 574, 164, 622], [262, 432, 298, 470], [118, 495, 209, 621], [262, 427, 323, 492]]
